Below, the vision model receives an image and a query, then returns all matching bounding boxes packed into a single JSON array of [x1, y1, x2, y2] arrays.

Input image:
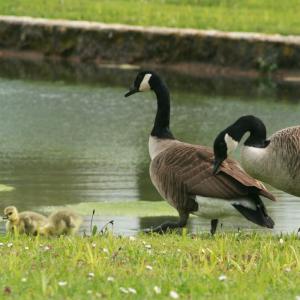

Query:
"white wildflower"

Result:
[[87, 290, 92, 294], [24, 246, 29, 250], [7, 243, 13, 248], [58, 281, 67, 286], [129, 236, 136, 241], [169, 290, 180, 299], [146, 265, 153, 271], [107, 276, 115, 282], [103, 248, 109, 254], [119, 287, 129, 294], [128, 287, 137, 294], [21, 277, 27, 283], [88, 272, 95, 278], [177, 249, 181, 253], [44, 246, 50, 251], [145, 244, 151, 249], [218, 274, 227, 281], [279, 238, 284, 244], [154, 286, 161, 294], [91, 243, 96, 248], [285, 267, 291, 272], [0, 242, 4, 246]]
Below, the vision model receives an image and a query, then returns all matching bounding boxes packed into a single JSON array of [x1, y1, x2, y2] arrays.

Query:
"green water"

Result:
[[0, 69, 299, 234]]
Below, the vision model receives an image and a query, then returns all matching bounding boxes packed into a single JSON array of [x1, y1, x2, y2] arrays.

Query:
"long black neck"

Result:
[[227, 115, 269, 148], [151, 81, 175, 139]]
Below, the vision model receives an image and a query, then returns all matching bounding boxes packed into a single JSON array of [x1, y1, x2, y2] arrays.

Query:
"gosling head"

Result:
[[3, 206, 19, 222], [124, 71, 161, 97], [38, 224, 54, 236]]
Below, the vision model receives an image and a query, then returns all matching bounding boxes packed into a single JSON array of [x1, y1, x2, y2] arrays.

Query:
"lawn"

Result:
[[1, 232, 300, 299], [0, 0, 300, 35]]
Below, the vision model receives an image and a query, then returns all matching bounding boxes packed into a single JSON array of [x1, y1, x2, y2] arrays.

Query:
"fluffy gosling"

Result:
[[38, 209, 82, 236], [3, 206, 47, 235]]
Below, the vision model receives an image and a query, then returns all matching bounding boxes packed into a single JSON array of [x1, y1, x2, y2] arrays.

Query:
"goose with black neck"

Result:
[[213, 115, 300, 196], [125, 72, 275, 234]]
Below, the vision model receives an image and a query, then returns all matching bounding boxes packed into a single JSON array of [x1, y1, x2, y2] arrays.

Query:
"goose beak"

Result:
[[213, 158, 223, 174], [124, 88, 138, 97]]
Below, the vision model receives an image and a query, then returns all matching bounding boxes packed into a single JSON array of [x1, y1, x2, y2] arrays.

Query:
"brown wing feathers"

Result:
[[150, 142, 276, 211]]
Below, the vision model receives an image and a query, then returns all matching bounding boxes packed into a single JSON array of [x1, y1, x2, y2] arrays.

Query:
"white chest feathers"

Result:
[[241, 146, 269, 178], [148, 136, 177, 160]]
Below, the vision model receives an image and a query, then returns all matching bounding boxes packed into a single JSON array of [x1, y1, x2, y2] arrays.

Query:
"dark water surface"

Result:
[[0, 61, 299, 234]]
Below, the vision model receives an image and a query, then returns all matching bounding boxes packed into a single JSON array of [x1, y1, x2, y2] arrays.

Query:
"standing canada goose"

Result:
[[125, 71, 276, 234], [3, 206, 47, 235], [38, 209, 82, 236], [213, 115, 300, 196]]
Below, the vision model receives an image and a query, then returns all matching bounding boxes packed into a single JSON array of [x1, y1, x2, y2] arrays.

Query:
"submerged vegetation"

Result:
[[0, 232, 300, 299], [0, 0, 300, 35]]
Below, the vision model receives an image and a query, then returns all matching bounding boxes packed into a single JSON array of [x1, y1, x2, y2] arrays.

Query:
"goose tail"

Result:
[[233, 195, 274, 229]]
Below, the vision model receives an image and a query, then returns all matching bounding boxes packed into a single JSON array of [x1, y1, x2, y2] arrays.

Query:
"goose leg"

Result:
[[210, 219, 218, 235], [144, 212, 189, 234]]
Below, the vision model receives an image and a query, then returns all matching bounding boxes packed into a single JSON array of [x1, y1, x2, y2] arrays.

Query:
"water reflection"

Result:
[[0, 59, 299, 234]]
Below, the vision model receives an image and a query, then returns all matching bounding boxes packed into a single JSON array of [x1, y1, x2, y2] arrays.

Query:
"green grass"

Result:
[[1, 232, 300, 299], [0, 0, 300, 35]]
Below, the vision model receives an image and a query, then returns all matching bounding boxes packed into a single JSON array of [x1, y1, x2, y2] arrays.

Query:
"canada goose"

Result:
[[38, 209, 82, 236], [125, 71, 275, 234], [3, 206, 47, 235], [213, 115, 300, 196]]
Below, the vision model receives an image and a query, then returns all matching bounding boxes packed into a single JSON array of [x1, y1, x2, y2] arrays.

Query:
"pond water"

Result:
[[0, 61, 299, 235]]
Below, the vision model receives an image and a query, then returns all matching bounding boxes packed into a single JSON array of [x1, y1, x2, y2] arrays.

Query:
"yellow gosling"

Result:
[[3, 206, 47, 235], [39, 209, 82, 236]]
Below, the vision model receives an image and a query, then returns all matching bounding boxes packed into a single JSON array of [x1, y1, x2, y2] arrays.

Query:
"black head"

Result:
[[125, 71, 160, 97], [212, 115, 270, 174]]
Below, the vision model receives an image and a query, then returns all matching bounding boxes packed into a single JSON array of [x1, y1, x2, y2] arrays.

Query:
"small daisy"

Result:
[[146, 265, 153, 271], [103, 248, 109, 254], [24, 246, 29, 250], [129, 236, 136, 241], [44, 246, 50, 251], [7, 243, 13, 248], [169, 290, 180, 299], [91, 243, 96, 248], [21, 278, 27, 283], [153, 286, 161, 294], [285, 267, 291, 272], [107, 276, 115, 282], [0, 242, 4, 246], [128, 287, 137, 294], [279, 238, 284, 244], [145, 244, 151, 249], [58, 281, 67, 287], [88, 272, 95, 278], [119, 287, 129, 294], [218, 274, 227, 281]]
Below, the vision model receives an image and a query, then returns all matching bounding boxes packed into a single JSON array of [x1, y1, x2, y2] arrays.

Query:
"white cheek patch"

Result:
[[225, 133, 238, 154], [139, 73, 152, 91]]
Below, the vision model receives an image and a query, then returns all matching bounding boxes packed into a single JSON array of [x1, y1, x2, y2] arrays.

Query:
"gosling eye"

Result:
[[8, 212, 12, 216]]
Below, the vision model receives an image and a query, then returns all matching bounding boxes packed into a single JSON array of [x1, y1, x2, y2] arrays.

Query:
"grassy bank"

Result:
[[0, 0, 300, 35], [0, 232, 300, 299]]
